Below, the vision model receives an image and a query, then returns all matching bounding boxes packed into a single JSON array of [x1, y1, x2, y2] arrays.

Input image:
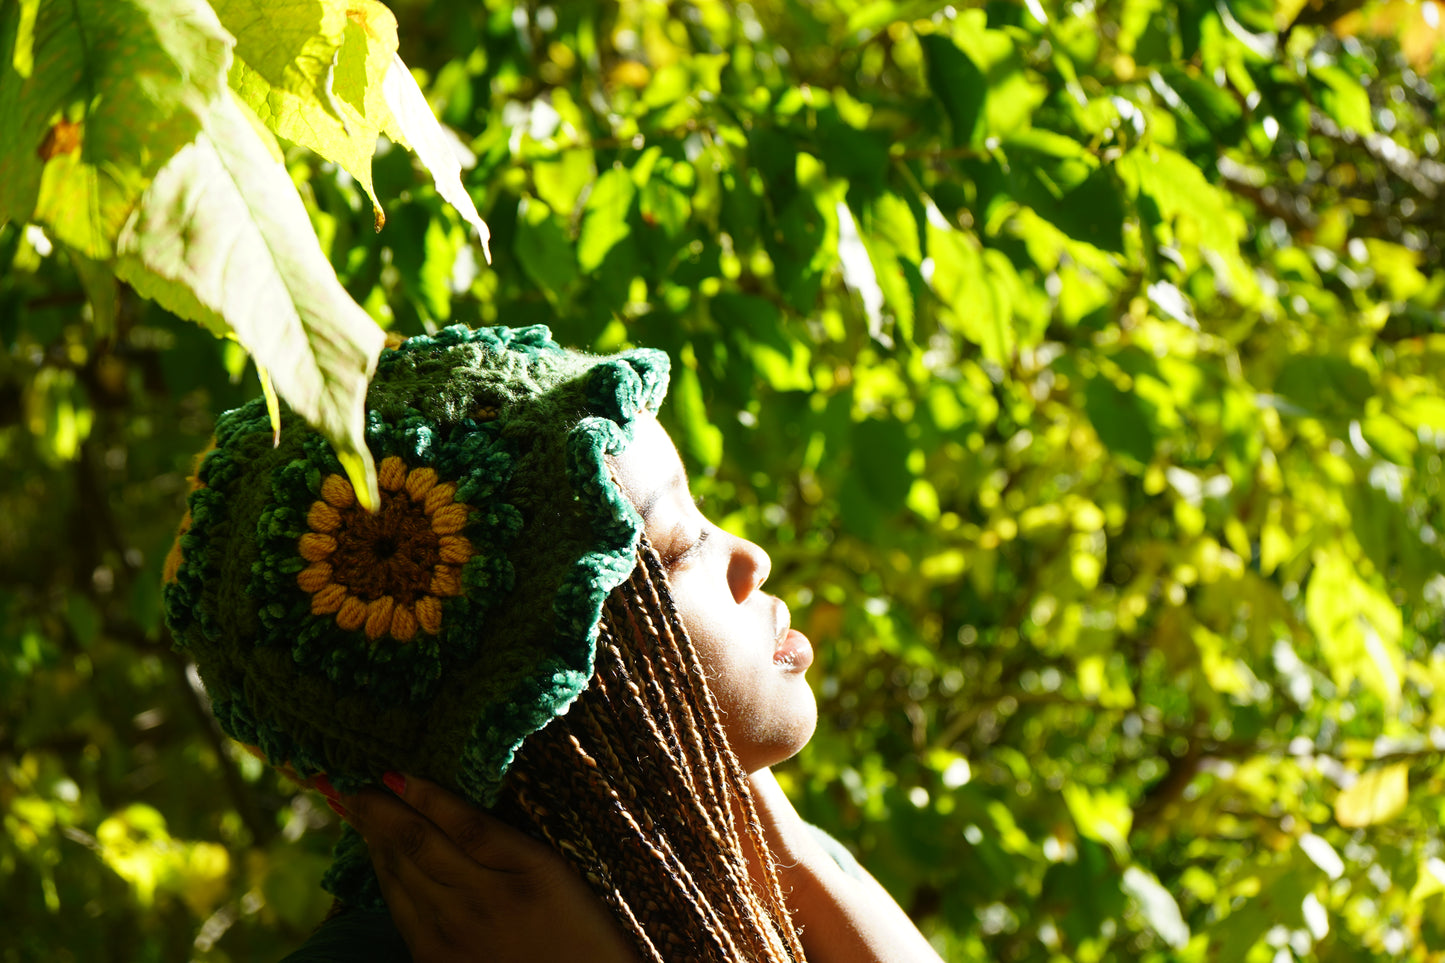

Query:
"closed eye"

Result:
[[666, 528, 710, 570]]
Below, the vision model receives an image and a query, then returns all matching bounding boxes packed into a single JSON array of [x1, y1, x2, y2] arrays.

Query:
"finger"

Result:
[[340, 787, 488, 892], [366, 836, 483, 951], [385, 774, 546, 872], [365, 837, 426, 936], [352, 800, 514, 944]]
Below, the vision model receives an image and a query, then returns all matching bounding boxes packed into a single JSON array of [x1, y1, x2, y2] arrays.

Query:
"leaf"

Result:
[[1336, 763, 1409, 828], [1117, 145, 1256, 300], [1051, 167, 1127, 253], [0, 0, 232, 258], [919, 33, 985, 147], [513, 197, 578, 298], [216, 0, 399, 228], [639, 177, 690, 238], [927, 219, 1015, 364], [577, 168, 636, 273], [1273, 354, 1373, 419], [211, 0, 347, 123], [533, 149, 597, 217], [1121, 866, 1190, 949], [382, 52, 491, 260], [114, 90, 384, 509], [1063, 783, 1132, 861], [670, 346, 723, 469], [1154, 65, 1245, 138], [1084, 376, 1157, 469], [852, 417, 913, 511], [1304, 549, 1404, 706], [257, 364, 282, 446], [9, 0, 39, 78], [68, 250, 118, 337], [937, 11, 1046, 139], [1310, 64, 1375, 135]]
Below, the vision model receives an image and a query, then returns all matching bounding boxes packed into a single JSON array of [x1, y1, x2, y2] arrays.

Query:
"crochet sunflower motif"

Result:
[[296, 457, 474, 642], [161, 323, 673, 911]]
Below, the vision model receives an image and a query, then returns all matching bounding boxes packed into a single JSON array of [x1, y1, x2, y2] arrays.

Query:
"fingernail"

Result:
[[326, 797, 349, 819], [314, 775, 338, 799], [382, 772, 407, 796]]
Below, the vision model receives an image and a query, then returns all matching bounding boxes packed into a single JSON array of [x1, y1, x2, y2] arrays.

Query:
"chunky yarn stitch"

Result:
[[163, 324, 669, 905]]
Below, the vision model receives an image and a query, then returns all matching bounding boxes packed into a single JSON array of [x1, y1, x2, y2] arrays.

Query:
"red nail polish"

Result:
[[326, 797, 349, 819], [314, 774, 338, 799], [382, 772, 407, 796]]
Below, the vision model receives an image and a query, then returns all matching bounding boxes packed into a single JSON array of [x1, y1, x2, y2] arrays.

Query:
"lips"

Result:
[[774, 628, 813, 671], [772, 602, 813, 671]]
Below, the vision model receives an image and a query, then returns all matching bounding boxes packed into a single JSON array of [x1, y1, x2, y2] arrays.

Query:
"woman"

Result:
[[164, 324, 939, 961]]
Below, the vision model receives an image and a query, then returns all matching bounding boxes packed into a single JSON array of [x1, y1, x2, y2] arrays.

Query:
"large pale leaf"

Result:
[[114, 90, 384, 509], [0, 0, 231, 258], [216, 0, 398, 226], [382, 52, 491, 260]]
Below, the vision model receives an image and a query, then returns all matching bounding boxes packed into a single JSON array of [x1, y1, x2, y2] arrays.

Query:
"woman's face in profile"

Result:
[[611, 414, 818, 773]]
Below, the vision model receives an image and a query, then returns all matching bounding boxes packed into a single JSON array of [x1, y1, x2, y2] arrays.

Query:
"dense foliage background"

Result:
[[3, 0, 1444, 960]]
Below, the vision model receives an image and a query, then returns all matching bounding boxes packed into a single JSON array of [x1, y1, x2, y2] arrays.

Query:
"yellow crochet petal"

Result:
[[299, 532, 338, 562], [390, 604, 419, 642], [430, 504, 468, 535], [364, 596, 395, 641], [430, 565, 462, 597], [321, 475, 355, 509], [311, 583, 347, 615], [307, 501, 341, 533], [378, 456, 407, 492], [437, 535, 473, 565], [414, 595, 442, 634], [337, 596, 368, 631], [405, 467, 438, 501], [424, 482, 457, 516], [297, 562, 333, 593]]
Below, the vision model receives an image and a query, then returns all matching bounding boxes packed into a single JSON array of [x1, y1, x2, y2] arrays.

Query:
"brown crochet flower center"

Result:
[[330, 495, 440, 603], [295, 456, 474, 642]]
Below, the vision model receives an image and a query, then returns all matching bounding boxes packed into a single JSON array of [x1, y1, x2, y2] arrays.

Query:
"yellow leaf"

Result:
[[257, 364, 281, 447], [1335, 762, 1409, 828]]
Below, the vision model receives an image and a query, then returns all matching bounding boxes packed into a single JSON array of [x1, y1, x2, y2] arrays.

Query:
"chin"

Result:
[[739, 693, 818, 773]]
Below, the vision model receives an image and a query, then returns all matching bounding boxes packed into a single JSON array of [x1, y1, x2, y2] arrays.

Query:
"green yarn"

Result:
[[163, 324, 670, 908]]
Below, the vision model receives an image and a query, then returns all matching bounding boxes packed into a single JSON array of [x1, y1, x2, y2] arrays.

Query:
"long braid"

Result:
[[499, 537, 807, 962], [634, 546, 803, 963], [607, 597, 732, 846], [516, 630, 745, 960], [638, 545, 803, 957], [613, 569, 790, 953]]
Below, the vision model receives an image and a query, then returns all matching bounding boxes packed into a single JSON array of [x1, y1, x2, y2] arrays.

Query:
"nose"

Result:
[[728, 535, 771, 604]]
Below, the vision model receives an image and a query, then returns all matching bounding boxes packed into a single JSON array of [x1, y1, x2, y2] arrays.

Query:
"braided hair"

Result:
[[496, 540, 808, 962]]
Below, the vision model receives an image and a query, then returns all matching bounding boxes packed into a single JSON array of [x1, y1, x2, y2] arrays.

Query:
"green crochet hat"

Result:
[[163, 324, 669, 896]]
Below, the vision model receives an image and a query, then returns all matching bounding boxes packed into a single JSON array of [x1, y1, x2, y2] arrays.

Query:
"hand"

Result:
[[333, 775, 642, 963]]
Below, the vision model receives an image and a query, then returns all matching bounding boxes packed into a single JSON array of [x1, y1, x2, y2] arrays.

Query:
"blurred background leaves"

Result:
[[3, 0, 1444, 960]]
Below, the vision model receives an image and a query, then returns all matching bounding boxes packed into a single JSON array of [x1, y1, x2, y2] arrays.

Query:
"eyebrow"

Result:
[[637, 470, 688, 522]]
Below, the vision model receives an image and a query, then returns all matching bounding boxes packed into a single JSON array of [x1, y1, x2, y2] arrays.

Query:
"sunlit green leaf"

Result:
[[0, 0, 231, 258], [577, 168, 636, 273]]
